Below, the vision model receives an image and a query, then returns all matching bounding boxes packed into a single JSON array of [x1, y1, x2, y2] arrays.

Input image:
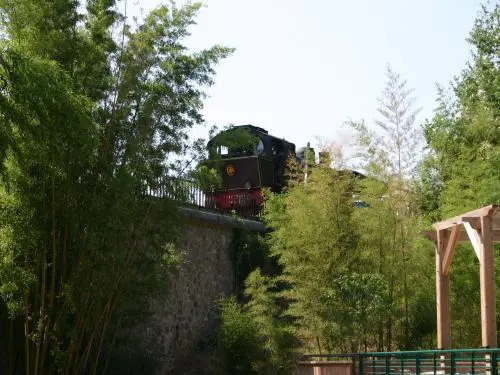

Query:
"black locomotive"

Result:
[[204, 125, 311, 216]]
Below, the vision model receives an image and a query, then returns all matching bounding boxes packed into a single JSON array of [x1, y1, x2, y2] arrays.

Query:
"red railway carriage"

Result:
[[204, 125, 302, 217]]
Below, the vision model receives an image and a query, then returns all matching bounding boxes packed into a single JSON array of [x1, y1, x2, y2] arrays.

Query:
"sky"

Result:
[[126, 0, 486, 161]]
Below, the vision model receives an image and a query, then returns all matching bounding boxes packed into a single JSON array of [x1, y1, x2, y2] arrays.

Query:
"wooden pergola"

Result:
[[422, 204, 500, 349]]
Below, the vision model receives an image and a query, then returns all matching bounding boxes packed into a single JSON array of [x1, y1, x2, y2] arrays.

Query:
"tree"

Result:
[[347, 65, 432, 351], [419, 3, 500, 348], [244, 269, 297, 375], [422, 4, 500, 219], [0, 1, 232, 374], [217, 296, 263, 375], [217, 270, 297, 375], [352, 176, 434, 350], [264, 166, 365, 353], [348, 64, 422, 182]]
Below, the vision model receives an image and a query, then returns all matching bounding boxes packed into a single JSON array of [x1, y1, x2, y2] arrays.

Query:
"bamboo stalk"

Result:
[[91, 296, 118, 375], [101, 315, 123, 375], [8, 315, 13, 375], [75, 299, 111, 375], [33, 242, 47, 375], [49, 172, 57, 313], [63, 290, 93, 375], [71, 187, 154, 374], [87, 221, 145, 375], [75, 252, 134, 375], [38, 172, 58, 375], [61, 224, 67, 284], [386, 222, 398, 351], [70, 299, 98, 375], [78, 267, 129, 374], [23, 290, 30, 375]]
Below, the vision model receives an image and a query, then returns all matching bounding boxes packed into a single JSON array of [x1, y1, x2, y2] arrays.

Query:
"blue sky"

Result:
[[130, 0, 484, 161]]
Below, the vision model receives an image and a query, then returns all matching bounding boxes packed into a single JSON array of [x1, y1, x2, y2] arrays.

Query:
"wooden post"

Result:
[[479, 215, 497, 347], [436, 229, 451, 349], [424, 205, 500, 350]]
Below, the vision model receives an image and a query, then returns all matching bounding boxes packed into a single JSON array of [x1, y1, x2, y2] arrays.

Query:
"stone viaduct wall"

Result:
[[137, 208, 266, 375]]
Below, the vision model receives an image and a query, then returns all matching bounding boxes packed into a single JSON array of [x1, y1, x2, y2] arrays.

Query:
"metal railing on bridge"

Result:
[[301, 348, 500, 375], [144, 176, 264, 220], [145, 176, 206, 205]]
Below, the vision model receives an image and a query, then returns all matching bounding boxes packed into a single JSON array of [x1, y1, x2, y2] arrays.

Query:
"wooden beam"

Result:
[[462, 217, 481, 227], [421, 229, 500, 244], [432, 205, 497, 231], [464, 222, 481, 259], [479, 215, 497, 347], [436, 229, 451, 349], [442, 225, 460, 276]]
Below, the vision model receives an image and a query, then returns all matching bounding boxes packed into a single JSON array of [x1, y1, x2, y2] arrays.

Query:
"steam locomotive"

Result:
[[204, 125, 313, 217]]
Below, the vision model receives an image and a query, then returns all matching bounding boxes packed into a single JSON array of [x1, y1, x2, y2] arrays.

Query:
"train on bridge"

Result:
[[203, 124, 315, 217]]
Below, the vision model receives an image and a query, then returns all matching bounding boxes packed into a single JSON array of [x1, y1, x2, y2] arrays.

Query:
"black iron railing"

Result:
[[144, 176, 264, 220], [145, 176, 206, 205]]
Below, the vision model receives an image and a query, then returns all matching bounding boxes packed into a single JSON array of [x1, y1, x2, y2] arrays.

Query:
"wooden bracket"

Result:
[[442, 225, 460, 276], [464, 222, 481, 259]]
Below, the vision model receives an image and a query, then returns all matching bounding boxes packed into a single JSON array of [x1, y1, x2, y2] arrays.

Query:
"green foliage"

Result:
[[229, 229, 274, 297], [345, 63, 436, 352], [328, 273, 388, 351], [244, 269, 297, 374], [456, 4, 500, 118], [0, 187, 35, 317], [424, 103, 500, 217], [346, 170, 435, 351], [0, 0, 232, 374], [208, 125, 259, 156], [421, 4, 500, 218], [303, 146, 316, 168], [258, 63, 434, 356], [264, 157, 434, 352], [189, 164, 222, 191], [218, 296, 264, 375], [264, 166, 363, 352], [220, 4, 498, 363], [282, 153, 305, 190], [347, 64, 423, 181], [418, 3, 500, 348], [217, 270, 297, 375]]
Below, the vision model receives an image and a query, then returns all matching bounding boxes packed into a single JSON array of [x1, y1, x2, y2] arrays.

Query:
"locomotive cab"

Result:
[[206, 125, 295, 192], [204, 125, 296, 216]]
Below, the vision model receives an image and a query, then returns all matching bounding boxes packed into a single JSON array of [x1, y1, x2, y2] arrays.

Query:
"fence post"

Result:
[[492, 351, 497, 375], [450, 351, 456, 375], [359, 355, 364, 375], [416, 353, 421, 375]]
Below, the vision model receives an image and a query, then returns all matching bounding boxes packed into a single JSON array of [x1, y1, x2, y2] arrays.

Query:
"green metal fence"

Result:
[[302, 348, 500, 375]]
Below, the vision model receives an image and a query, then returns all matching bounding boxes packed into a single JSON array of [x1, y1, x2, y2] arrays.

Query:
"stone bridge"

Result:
[[134, 194, 267, 375]]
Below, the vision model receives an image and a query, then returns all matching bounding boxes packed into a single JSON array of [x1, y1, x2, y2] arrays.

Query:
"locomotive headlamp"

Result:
[[226, 164, 235, 176], [244, 181, 251, 190]]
